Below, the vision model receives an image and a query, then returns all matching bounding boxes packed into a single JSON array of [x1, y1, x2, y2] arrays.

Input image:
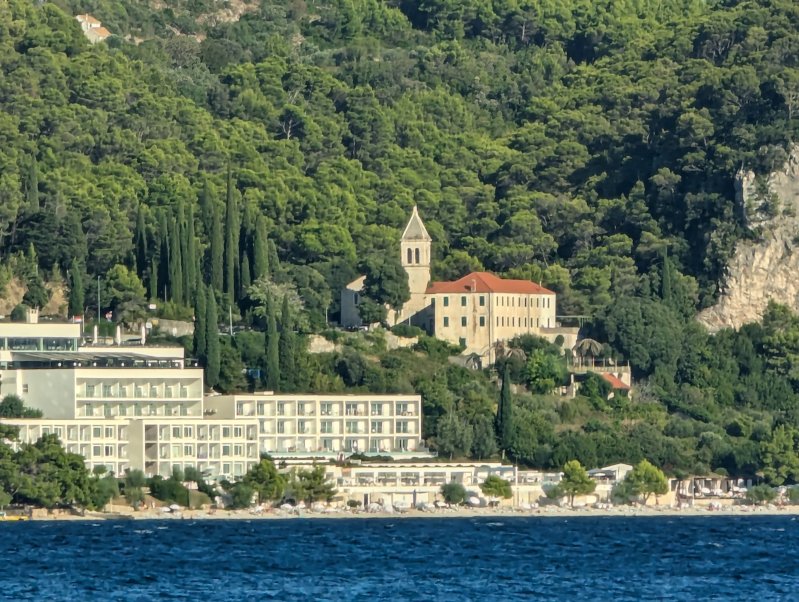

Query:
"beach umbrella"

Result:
[[169, 504, 181, 511]]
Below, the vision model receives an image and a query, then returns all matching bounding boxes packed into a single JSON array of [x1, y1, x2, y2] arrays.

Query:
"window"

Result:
[[459, 337, 466, 347], [93, 427, 102, 438], [22, 384, 29, 393], [443, 296, 449, 307], [298, 420, 307, 434], [222, 427, 231, 438], [345, 403, 359, 416], [183, 427, 193, 438], [461, 316, 467, 327], [222, 445, 231, 457], [92, 445, 101, 457], [396, 402, 409, 415], [105, 427, 114, 438], [119, 386, 128, 398], [479, 316, 485, 327], [234, 445, 243, 456], [103, 384, 113, 397], [150, 386, 159, 397], [321, 421, 333, 434], [104, 445, 114, 457], [277, 421, 285, 434], [86, 384, 95, 397], [407, 248, 413, 264], [443, 317, 449, 327], [180, 386, 189, 398], [415, 248, 420, 264], [397, 421, 409, 434], [461, 296, 467, 307], [346, 421, 359, 434], [184, 445, 194, 457], [277, 402, 285, 415], [257, 402, 265, 415], [321, 402, 333, 416], [135, 386, 144, 398], [234, 427, 243, 438], [297, 402, 305, 415], [371, 403, 383, 416], [172, 426, 181, 439], [479, 296, 485, 307], [370, 440, 380, 452]]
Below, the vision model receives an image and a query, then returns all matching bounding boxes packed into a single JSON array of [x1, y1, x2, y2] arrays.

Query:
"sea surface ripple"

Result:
[[2, 515, 798, 600]]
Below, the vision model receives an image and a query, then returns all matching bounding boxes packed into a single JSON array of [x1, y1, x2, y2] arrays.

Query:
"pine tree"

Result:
[[661, 250, 673, 305], [193, 280, 207, 363], [252, 214, 270, 281], [223, 165, 240, 298], [68, 260, 84, 318], [209, 201, 224, 292], [278, 294, 296, 391], [205, 285, 220, 388], [495, 362, 513, 456], [264, 293, 280, 391]]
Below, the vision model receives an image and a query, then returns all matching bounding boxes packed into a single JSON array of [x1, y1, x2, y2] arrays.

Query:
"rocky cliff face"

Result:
[[697, 150, 799, 332]]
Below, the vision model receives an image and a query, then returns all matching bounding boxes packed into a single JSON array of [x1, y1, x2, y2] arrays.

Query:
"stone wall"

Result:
[[697, 149, 799, 332]]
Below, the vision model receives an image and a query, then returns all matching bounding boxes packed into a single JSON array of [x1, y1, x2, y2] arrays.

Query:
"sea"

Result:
[[1, 515, 797, 600]]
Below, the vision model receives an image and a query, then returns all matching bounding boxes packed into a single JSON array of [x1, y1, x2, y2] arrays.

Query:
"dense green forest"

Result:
[[5, 0, 799, 481]]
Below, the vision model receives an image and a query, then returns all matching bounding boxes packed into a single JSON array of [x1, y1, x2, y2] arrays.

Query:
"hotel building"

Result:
[[0, 319, 429, 480], [0, 319, 256, 479], [204, 393, 424, 456]]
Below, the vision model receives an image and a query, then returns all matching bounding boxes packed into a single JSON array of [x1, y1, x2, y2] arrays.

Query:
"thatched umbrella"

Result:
[[574, 337, 602, 368]]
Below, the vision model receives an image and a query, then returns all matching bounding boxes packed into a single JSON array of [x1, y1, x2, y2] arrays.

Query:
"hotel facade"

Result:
[[205, 393, 424, 456], [0, 320, 427, 480]]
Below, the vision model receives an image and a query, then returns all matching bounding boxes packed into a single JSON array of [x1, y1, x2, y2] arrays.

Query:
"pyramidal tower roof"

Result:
[[401, 206, 432, 242]]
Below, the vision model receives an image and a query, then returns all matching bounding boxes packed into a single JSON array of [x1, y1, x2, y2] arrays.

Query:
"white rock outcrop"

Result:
[[697, 149, 799, 332]]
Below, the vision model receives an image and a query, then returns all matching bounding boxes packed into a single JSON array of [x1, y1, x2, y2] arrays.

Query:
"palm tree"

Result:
[[574, 337, 602, 368]]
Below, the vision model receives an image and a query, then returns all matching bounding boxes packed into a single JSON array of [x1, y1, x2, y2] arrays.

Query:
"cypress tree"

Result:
[[168, 214, 183, 304], [240, 252, 251, 296], [278, 294, 296, 391], [158, 210, 170, 301], [149, 257, 158, 300], [223, 165, 239, 298], [264, 293, 280, 391], [193, 280, 207, 362], [185, 205, 197, 301], [209, 201, 224, 292], [267, 239, 281, 282], [199, 180, 215, 240], [495, 362, 513, 456], [205, 285, 220, 388], [179, 201, 191, 306], [252, 214, 270, 281], [134, 204, 147, 278], [68, 260, 84, 318], [25, 156, 39, 213]]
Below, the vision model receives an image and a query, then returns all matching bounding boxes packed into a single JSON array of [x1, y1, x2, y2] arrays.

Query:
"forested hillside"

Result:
[[6, 0, 799, 479]]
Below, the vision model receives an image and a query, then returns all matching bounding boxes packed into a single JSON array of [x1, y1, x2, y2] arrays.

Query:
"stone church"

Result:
[[340, 207, 565, 364]]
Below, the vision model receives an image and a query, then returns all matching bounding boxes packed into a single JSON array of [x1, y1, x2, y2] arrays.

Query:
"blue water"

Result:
[[1, 516, 798, 600]]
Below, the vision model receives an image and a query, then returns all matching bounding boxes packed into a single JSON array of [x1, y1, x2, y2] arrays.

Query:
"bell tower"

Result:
[[400, 206, 432, 311]]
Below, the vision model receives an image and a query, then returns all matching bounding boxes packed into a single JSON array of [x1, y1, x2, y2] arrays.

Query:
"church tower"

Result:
[[398, 206, 432, 323]]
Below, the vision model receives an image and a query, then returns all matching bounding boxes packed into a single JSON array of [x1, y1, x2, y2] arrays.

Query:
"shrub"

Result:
[[746, 484, 776, 505], [440, 482, 467, 505], [391, 323, 424, 338]]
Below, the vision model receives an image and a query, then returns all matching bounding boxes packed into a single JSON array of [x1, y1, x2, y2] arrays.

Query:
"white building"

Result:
[[204, 393, 425, 457], [0, 321, 255, 480]]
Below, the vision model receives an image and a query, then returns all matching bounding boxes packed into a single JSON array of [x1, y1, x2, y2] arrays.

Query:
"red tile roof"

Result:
[[601, 373, 631, 390], [426, 272, 555, 295]]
